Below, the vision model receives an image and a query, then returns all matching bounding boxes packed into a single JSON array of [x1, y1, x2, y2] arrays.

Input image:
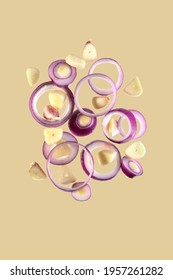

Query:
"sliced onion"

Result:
[[46, 141, 94, 192], [68, 108, 97, 136], [71, 182, 91, 201], [74, 73, 117, 117], [121, 156, 143, 178], [118, 110, 147, 139], [88, 58, 124, 95], [81, 140, 121, 181], [29, 81, 74, 127], [48, 59, 77, 86], [102, 108, 137, 143], [42, 131, 78, 164]]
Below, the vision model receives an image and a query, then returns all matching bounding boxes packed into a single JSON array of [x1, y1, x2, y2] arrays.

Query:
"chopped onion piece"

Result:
[[44, 128, 63, 145], [26, 67, 40, 86], [82, 40, 97, 61], [48, 90, 66, 109], [97, 150, 117, 166], [43, 105, 59, 120], [59, 166, 77, 185], [92, 96, 109, 109], [71, 182, 91, 201], [29, 162, 46, 180], [124, 77, 143, 96], [125, 141, 146, 159], [65, 54, 86, 69]]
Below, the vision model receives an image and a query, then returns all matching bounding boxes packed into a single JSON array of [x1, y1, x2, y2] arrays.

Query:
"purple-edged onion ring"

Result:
[[71, 182, 91, 201], [81, 140, 121, 181], [68, 108, 97, 136], [88, 58, 124, 95], [48, 59, 77, 87], [102, 108, 137, 143], [118, 110, 147, 139], [46, 141, 94, 192], [42, 131, 78, 165], [74, 73, 117, 117], [121, 156, 143, 178], [29, 81, 74, 127]]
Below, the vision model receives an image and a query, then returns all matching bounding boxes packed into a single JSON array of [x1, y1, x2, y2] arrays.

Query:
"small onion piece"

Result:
[[102, 108, 137, 143], [48, 59, 77, 87], [29, 81, 74, 127], [46, 141, 94, 192], [71, 182, 91, 201], [121, 156, 143, 178], [68, 108, 97, 136], [81, 140, 121, 181], [42, 131, 78, 165], [88, 58, 124, 95], [74, 73, 117, 117]]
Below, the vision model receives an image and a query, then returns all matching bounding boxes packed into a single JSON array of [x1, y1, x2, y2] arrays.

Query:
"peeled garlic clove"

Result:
[[125, 141, 146, 159], [48, 90, 66, 109], [78, 115, 91, 127], [53, 141, 71, 158], [97, 149, 117, 165], [106, 118, 119, 136], [82, 40, 97, 61], [26, 67, 40, 86], [43, 105, 59, 120], [65, 54, 86, 70], [92, 96, 109, 109], [44, 128, 63, 145], [59, 166, 77, 185], [29, 162, 46, 180], [124, 77, 143, 96]]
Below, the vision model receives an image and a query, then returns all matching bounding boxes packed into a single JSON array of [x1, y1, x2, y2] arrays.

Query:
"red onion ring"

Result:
[[118, 110, 147, 139], [42, 131, 78, 165], [71, 182, 91, 201], [81, 140, 121, 181], [74, 73, 117, 117], [29, 81, 74, 127], [102, 108, 137, 143], [121, 156, 143, 178], [88, 58, 124, 95], [46, 141, 94, 192], [68, 108, 97, 136], [48, 59, 77, 87]]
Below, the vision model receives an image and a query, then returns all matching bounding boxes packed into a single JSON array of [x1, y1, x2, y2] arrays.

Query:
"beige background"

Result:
[[0, 0, 172, 260]]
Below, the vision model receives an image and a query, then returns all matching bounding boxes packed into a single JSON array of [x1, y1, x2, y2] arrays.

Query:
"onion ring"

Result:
[[88, 58, 124, 94], [29, 81, 74, 127], [48, 59, 77, 87], [102, 108, 137, 143], [81, 140, 121, 181], [121, 156, 143, 178], [71, 182, 91, 201], [74, 73, 117, 117], [42, 131, 78, 165], [46, 141, 94, 192]]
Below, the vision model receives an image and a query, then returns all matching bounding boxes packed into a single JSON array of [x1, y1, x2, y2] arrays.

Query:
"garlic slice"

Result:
[[92, 96, 109, 109], [29, 162, 46, 180], [97, 149, 117, 165], [65, 54, 86, 69], [82, 40, 97, 61], [48, 90, 66, 109], [125, 141, 146, 159], [44, 128, 63, 145], [124, 77, 143, 96], [26, 67, 40, 86], [59, 166, 77, 185]]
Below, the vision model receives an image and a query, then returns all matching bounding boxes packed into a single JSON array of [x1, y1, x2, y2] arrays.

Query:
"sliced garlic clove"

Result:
[[97, 149, 117, 166], [48, 90, 66, 109], [125, 141, 146, 159], [43, 105, 59, 120], [65, 54, 86, 70], [26, 67, 40, 86], [53, 141, 71, 159], [106, 118, 119, 136], [124, 77, 143, 97], [29, 162, 46, 180], [44, 128, 63, 145], [82, 40, 97, 61], [59, 166, 77, 185], [92, 96, 109, 109]]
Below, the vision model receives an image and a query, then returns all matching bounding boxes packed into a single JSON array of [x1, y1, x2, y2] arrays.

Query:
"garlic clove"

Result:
[[92, 96, 109, 109], [124, 77, 143, 97], [82, 40, 97, 61], [48, 90, 66, 109], [97, 149, 117, 165], [44, 128, 63, 145], [65, 54, 86, 70], [125, 141, 146, 159], [26, 67, 40, 86], [29, 162, 46, 180]]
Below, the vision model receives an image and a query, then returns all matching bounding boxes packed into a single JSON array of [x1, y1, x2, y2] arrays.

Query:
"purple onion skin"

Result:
[[29, 81, 75, 127], [68, 108, 97, 136]]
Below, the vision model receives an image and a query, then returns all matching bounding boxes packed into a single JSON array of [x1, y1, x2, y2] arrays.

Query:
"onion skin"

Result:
[[102, 108, 137, 143], [121, 156, 143, 178], [29, 81, 74, 127], [88, 58, 124, 94], [68, 108, 97, 136], [48, 59, 77, 87]]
